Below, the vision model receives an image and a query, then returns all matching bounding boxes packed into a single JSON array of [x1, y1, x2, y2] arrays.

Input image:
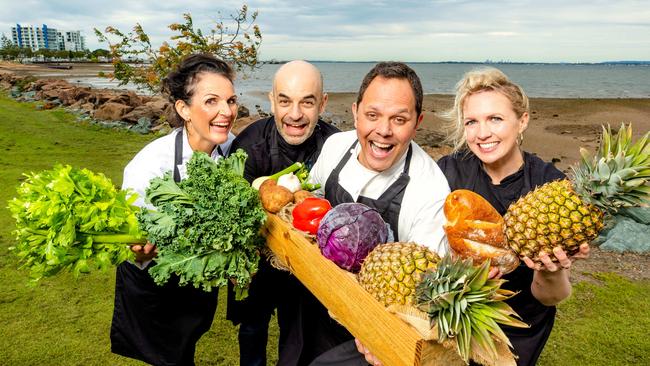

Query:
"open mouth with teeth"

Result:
[[369, 141, 395, 157], [477, 141, 499, 152], [283, 122, 308, 136], [209, 120, 231, 132]]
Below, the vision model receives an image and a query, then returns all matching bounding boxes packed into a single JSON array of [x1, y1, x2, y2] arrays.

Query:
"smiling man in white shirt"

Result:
[[295, 62, 450, 366]]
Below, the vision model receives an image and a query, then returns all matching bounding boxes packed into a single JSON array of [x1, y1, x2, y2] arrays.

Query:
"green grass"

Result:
[[0, 94, 278, 365], [539, 273, 650, 366], [0, 93, 647, 365]]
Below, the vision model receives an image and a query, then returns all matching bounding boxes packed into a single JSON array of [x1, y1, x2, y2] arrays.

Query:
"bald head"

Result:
[[273, 60, 323, 93], [269, 60, 328, 145]]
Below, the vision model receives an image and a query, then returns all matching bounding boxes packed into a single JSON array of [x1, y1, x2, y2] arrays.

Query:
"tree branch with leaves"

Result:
[[94, 5, 262, 93]]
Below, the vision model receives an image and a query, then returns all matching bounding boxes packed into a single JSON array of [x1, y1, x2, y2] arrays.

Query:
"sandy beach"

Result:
[[325, 93, 650, 173], [2, 61, 649, 173]]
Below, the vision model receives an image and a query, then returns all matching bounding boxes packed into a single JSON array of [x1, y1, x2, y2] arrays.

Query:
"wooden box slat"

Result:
[[263, 214, 456, 366]]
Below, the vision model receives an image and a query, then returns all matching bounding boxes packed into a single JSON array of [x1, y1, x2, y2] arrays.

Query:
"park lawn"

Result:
[[0, 93, 647, 365], [0, 94, 279, 365]]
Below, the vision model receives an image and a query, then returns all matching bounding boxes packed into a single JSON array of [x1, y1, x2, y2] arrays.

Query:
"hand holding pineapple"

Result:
[[522, 243, 590, 273]]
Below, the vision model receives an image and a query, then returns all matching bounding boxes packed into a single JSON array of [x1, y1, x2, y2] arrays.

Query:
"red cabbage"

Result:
[[316, 203, 389, 273]]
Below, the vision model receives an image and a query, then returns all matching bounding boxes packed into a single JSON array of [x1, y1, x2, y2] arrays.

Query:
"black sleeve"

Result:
[[230, 119, 270, 183], [317, 120, 341, 138], [436, 154, 461, 191]]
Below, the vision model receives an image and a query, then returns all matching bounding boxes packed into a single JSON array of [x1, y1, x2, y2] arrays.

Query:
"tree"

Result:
[[94, 5, 262, 92], [1, 33, 12, 49], [91, 48, 110, 58]]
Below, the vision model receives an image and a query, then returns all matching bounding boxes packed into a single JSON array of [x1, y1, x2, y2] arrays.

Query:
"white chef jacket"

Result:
[[122, 127, 235, 208], [121, 127, 234, 269], [309, 130, 450, 256]]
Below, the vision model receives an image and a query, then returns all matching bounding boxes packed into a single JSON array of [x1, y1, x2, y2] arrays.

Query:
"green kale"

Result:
[[139, 150, 266, 299], [8, 165, 145, 282]]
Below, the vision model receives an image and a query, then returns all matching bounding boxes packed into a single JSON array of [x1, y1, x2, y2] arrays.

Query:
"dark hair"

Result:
[[161, 53, 235, 127], [356, 61, 423, 117]]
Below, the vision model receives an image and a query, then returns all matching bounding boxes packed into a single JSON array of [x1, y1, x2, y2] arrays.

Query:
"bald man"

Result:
[[226, 60, 340, 366]]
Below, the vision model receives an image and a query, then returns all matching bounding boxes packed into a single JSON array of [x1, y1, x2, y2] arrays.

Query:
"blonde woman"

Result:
[[436, 67, 589, 366]]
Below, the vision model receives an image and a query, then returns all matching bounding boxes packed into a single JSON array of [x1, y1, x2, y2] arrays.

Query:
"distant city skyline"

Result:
[[1, 1, 649, 63]]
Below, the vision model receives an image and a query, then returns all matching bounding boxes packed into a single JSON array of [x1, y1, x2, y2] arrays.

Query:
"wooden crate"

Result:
[[263, 213, 459, 366]]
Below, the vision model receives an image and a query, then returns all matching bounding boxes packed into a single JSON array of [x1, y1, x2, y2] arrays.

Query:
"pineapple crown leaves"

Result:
[[415, 255, 528, 364], [573, 123, 650, 212]]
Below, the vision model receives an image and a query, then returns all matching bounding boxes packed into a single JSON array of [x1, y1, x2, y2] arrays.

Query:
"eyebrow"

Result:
[[365, 105, 410, 114], [277, 93, 317, 101]]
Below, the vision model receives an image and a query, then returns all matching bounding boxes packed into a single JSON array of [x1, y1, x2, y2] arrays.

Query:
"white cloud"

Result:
[[1, 0, 649, 62]]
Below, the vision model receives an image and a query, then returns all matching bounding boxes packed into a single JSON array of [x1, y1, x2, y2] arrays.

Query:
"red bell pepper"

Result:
[[292, 197, 332, 235]]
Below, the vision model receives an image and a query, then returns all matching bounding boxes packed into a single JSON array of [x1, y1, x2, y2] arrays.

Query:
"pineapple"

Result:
[[359, 243, 527, 365], [505, 124, 650, 261], [358, 242, 440, 306], [416, 256, 528, 364]]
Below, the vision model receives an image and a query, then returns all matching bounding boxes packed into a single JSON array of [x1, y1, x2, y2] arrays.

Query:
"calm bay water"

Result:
[[65, 62, 650, 111]]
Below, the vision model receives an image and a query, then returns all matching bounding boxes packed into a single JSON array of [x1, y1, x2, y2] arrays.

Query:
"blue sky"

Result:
[[2, 0, 649, 62]]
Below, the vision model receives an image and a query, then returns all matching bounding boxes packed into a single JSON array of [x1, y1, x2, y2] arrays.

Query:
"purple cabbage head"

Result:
[[316, 203, 388, 273]]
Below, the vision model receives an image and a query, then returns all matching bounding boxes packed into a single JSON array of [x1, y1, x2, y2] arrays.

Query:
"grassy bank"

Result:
[[0, 94, 278, 365], [0, 93, 647, 365]]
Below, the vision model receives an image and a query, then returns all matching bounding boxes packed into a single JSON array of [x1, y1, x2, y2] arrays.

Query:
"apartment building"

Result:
[[10, 24, 86, 52]]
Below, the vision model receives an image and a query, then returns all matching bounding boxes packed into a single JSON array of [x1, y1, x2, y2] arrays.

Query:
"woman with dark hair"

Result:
[[110, 53, 238, 365]]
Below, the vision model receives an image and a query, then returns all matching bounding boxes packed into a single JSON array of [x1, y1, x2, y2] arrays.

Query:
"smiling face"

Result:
[[270, 61, 327, 145], [462, 90, 528, 175], [176, 72, 237, 153], [353, 76, 422, 172]]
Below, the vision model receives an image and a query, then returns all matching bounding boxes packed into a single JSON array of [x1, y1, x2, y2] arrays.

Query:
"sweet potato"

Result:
[[293, 190, 314, 204]]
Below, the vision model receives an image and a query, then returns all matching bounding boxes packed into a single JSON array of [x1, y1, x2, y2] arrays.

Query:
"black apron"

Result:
[[110, 130, 219, 366], [304, 140, 413, 366], [226, 124, 327, 323], [437, 151, 564, 366]]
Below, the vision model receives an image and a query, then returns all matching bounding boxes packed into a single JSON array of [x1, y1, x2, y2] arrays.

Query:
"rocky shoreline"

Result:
[[0, 72, 264, 135]]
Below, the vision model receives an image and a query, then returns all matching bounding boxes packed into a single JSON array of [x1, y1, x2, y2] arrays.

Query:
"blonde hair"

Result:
[[442, 67, 529, 151]]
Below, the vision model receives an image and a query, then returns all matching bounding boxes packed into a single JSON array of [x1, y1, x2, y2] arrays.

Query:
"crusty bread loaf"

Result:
[[444, 190, 519, 274]]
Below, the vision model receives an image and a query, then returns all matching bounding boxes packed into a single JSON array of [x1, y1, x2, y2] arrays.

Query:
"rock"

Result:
[[10, 86, 21, 98], [58, 87, 92, 106], [596, 215, 650, 253], [19, 90, 37, 102], [106, 91, 143, 107], [80, 102, 95, 113], [89, 90, 118, 106], [162, 104, 178, 127], [144, 97, 169, 112], [232, 116, 257, 135], [237, 105, 250, 118], [122, 105, 161, 123], [39, 79, 73, 91], [254, 104, 269, 117], [93, 102, 133, 121], [129, 117, 153, 134]]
